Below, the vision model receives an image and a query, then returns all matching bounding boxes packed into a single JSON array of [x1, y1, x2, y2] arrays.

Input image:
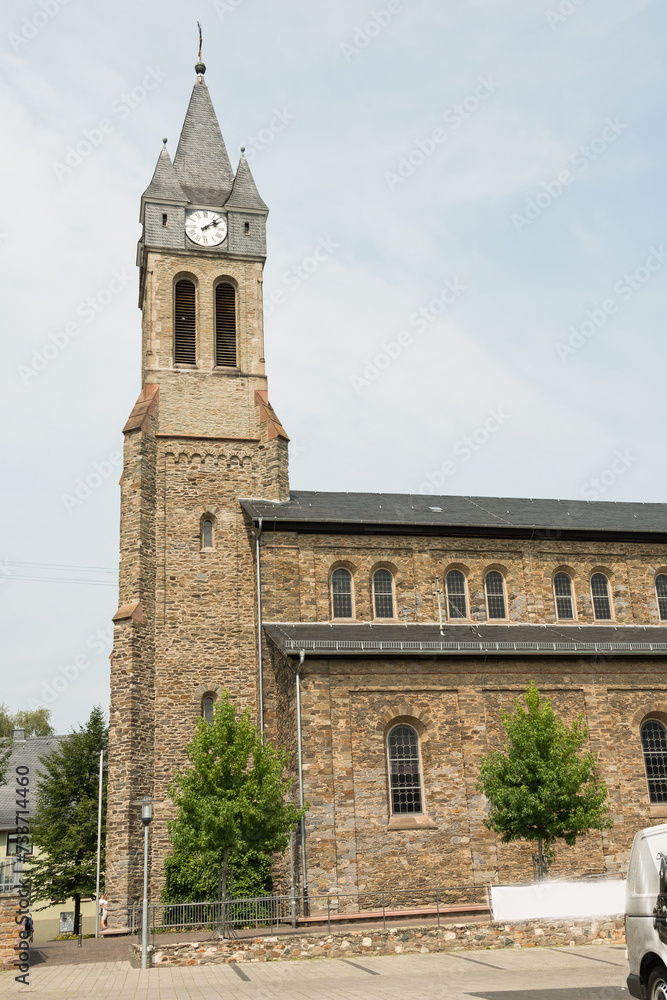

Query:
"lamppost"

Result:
[[140, 796, 153, 971]]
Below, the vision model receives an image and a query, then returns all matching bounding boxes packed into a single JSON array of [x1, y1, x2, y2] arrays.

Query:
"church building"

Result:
[[105, 63, 667, 925]]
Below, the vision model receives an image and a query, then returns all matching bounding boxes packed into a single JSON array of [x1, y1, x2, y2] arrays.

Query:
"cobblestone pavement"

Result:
[[0, 943, 629, 999]]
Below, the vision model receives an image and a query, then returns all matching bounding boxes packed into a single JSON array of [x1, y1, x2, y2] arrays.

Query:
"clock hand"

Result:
[[201, 217, 223, 231]]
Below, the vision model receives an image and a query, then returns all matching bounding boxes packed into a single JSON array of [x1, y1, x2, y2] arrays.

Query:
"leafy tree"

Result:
[[0, 704, 55, 738], [168, 692, 305, 931], [0, 739, 10, 789], [477, 682, 611, 879], [162, 848, 273, 903], [26, 707, 107, 931]]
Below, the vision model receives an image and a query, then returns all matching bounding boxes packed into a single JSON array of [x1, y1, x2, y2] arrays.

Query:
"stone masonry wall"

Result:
[[263, 643, 667, 901], [136, 916, 626, 967], [259, 531, 667, 626], [0, 895, 23, 972]]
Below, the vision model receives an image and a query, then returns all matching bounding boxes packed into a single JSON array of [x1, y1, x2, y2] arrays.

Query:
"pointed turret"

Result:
[[172, 68, 235, 207], [225, 152, 269, 212], [142, 142, 188, 203]]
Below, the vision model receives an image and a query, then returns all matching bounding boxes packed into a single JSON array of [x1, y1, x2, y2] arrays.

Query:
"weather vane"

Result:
[[197, 21, 203, 62]]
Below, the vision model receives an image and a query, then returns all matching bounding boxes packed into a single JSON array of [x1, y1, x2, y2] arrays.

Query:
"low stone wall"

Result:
[[0, 895, 23, 972], [136, 916, 626, 967]]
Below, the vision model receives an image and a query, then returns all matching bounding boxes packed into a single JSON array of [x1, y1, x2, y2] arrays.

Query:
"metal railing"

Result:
[[0, 859, 23, 894], [129, 882, 491, 937]]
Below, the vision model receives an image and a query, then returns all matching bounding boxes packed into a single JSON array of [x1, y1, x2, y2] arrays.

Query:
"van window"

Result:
[[634, 831, 667, 896]]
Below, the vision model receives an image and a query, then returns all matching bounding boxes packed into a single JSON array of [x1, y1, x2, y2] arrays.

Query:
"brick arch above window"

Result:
[[376, 708, 433, 737], [631, 705, 667, 728]]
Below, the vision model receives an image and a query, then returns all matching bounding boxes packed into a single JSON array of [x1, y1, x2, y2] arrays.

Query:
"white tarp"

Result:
[[491, 879, 626, 921]]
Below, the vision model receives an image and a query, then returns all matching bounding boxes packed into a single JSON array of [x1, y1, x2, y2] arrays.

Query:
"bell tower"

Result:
[[105, 61, 289, 925]]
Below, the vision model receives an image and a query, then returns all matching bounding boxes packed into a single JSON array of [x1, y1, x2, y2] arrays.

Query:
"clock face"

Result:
[[185, 210, 228, 247]]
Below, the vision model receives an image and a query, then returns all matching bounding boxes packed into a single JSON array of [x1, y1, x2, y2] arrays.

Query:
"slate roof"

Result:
[[172, 76, 235, 207], [142, 146, 188, 203], [241, 491, 667, 539], [0, 735, 66, 828], [225, 155, 269, 212], [264, 622, 667, 657]]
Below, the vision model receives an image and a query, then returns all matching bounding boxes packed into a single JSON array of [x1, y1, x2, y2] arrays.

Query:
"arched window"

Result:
[[446, 570, 467, 619], [485, 571, 506, 620], [554, 572, 574, 620], [174, 279, 196, 364], [387, 725, 422, 815], [331, 568, 353, 619], [373, 569, 395, 618], [591, 573, 612, 620], [202, 696, 214, 723], [215, 282, 237, 367], [201, 518, 214, 549], [657, 575, 667, 621], [641, 720, 667, 803]]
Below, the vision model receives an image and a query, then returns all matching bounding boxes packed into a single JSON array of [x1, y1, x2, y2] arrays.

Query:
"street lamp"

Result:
[[140, 796, 153, 971]]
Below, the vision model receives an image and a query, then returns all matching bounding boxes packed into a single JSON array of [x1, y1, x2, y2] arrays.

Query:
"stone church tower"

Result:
[[105, 63, 288, 921]]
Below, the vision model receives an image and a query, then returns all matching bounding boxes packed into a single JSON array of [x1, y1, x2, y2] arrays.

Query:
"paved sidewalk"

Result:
[[0, 942, 629, 999]]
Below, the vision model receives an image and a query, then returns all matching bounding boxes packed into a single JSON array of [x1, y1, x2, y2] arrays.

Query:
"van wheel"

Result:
[[648, 966, 667, 1000]]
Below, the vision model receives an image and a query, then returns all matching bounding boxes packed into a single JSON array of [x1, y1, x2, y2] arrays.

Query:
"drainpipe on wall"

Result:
[[296, 649, 309, 914], [255, 517, 264, 735]]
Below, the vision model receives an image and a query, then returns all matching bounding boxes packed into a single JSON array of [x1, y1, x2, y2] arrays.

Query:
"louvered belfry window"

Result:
[[174, 279, 196, 364], [215, 283, 237, 367]]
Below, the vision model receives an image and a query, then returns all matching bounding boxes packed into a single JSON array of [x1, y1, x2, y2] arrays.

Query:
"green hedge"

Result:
[[161, 849, 273, 903]]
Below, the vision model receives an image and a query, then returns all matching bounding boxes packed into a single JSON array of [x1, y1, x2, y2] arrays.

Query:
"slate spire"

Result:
[[172, 65, 235, 207], [141, 141, 188, 203], [226, 151, 269, 212]]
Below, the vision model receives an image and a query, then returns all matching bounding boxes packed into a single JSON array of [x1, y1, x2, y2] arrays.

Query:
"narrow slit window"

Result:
[[641, 720, 667, 803], [657, 575, 667, 621], [373, 569, 394, 618], [554, 572, 574, 620], [202, 519, 213, 549], [203, 697, 214, 724], [162, 213, 168, 227], [244, 222, 250, 235], [591, 573, 612, 620], [331, 568, 353, 619], [215, 283, 236, 367], [446, 570, 467, 619], [174, 279, 196, 364], [388, 725, 422, 815], [485, 571, 506, 620]]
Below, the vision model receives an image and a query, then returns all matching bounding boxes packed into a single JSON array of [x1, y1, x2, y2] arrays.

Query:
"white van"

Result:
[[626, 822, 667, 999]]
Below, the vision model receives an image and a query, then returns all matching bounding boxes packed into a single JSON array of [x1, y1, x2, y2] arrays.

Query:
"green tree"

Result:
[[477, 682, 611, 879], [162, 848, 273, 903], [0, 704, 55, 737], [26, 707, 107, 931], [168, 692, 305, 930]]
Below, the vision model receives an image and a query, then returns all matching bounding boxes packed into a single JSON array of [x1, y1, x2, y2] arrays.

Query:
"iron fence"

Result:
[[128, 882, 491, 937]]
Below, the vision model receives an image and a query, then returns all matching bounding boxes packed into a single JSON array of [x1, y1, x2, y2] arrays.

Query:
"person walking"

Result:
[[99, 895, 108, 931]]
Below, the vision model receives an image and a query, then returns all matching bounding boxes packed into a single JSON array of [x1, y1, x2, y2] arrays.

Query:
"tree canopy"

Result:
[[477, 682, 611, 876], [168, 692, 305, 914], [0, 705, 54, 738], [26, 706, 107, 931]]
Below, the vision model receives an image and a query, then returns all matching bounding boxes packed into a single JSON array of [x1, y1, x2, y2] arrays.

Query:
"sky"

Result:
[[0, 0, 665, 733]]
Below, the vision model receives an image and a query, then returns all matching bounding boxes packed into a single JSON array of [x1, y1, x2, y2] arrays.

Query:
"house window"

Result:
[[215, 283, 237, 367], [202, 518, 213, 549], [446, 570, 467, 619], [657, 575, 667, 621], [174, 279, 196, 364], [6, 834, 32, 856], [641, 720, 667, 803], [373, 569, 395, 618], [202, 697, 214, 723], [331, 568, 353, 619], [554, 572, 575, 620], [387, 725, 422, 815], [591, 573, 612, 620], [485, 571, 506, 620]]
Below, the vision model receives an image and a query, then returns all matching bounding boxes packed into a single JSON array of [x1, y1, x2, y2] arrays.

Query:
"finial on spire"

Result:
[[162, 137, 168, 146], [195, 21, 206, 75], [240, 146, 246, 157]]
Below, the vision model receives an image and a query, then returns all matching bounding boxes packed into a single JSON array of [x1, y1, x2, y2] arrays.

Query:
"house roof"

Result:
[[263, 622, 667, 657], [0, 735, 66, 829], [241, 491, 667, 541]]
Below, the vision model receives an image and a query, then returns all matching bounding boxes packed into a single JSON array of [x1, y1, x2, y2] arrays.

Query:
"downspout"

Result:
[[296, 649, 308, 913], [255, 517, 264, 735]]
